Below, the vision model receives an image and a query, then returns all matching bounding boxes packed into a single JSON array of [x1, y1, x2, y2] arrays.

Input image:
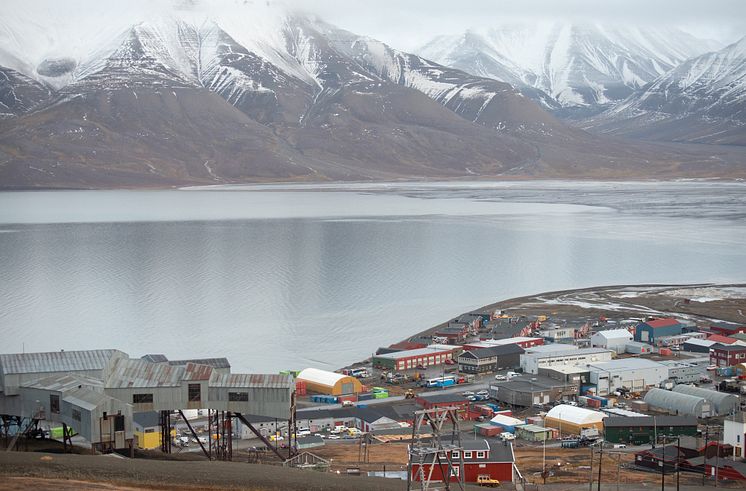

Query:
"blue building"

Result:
[[634, 318, 684, 345]]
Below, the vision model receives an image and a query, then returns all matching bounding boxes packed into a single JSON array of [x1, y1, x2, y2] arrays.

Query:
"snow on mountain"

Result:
[[417, 22, 722, 115], [583, 36, 746, 145]]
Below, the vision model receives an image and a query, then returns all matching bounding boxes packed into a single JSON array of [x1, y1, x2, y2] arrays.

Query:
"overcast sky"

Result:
[[291, 0, 746, 50]]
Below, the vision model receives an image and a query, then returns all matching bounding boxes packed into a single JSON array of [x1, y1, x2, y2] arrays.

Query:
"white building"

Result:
[[724, 413, 746, 459], [538, 325, 576, 341], [587, 358, 669, 396], [521, 347, 613, 374], [661, 361, 701, 384], [590, 329, 633, 354]]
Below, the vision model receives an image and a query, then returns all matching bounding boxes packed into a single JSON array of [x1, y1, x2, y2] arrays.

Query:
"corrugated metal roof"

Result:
[[63, 387, 115, 411], [169, 358, 231, 369], [672, 384, 739, 413], [183, 363, 214, 381], [209, 373, 293, 389], [644, 388, 707, 417], [106, 358, 185, 388], [0, 349, 123, 374], [20, 373, 104, 392]]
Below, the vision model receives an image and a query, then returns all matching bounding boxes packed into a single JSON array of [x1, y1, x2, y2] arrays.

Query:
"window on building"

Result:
[[133, 393, 154, 404], [50, 394, 60, 414], [476, 451, 486, 459], [451, 450, 459, 458], [188, 383, 201, 402], [229, 392, 249, 402], [464, 451, 473, 459], [72, 409, 81, 421], [450, 466, 460, 477]]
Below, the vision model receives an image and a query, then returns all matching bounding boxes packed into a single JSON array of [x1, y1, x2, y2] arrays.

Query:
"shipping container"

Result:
[[358, 392, 374, 401], [659, 348, 672, 356]]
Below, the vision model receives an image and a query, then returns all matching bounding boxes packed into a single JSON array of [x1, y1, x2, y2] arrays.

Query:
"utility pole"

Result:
[[676, 435, 680, 491], [589, 444, 594, 491], [703, 426, 709, 486], [715, 426, 720, 488], [616, 452, 621, 491], [597, 441, 603, 491]]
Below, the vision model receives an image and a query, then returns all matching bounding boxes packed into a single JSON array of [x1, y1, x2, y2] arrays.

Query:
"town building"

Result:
[[710, 323, 746, 337], [590, 329, 633, 354], [724, 413, 746, 459], [457, 344, 523, 374], [133, 411, 164, 449], [371, 346, 456, 371], [672, 384, 740, 416], [710, 344, 746, 367], [544, 405, 605, 435], [683, 338, 719, 353], [634, 318, 684, 345], [707, 334, 740, 345], [586, 358, 669, 396], [603, 416, 698, 444], [661, 361, 701, 384], [415, 393, 469, 411], [624, 341, 653, 354], [462, 337, 543, 350], [410, 438, 515, 484], [489, 375, 577, 407], [643, 388, 711, 418], [521, 347, 613, 374], [515, 424, 553, 441], [538, 324, 576, 342], [538, 366, 591, 386], [656, 332, 706, 348], [296, 368, 363, 396]]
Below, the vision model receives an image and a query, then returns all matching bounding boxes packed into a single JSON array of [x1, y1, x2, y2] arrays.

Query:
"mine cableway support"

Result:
[[159, 410, 172, 454], [235, 412, 286, 462], [178, 410, 210, 460]]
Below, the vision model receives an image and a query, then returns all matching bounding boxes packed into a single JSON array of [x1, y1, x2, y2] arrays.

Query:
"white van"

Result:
[[506, 371, 520, 380], [296, 428, 311, 437]]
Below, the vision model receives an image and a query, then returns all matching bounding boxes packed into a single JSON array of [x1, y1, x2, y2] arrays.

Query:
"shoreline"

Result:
[[347, 282, 746, 369]]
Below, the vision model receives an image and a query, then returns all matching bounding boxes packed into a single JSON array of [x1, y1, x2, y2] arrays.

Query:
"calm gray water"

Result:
[[1, 181, 745, 372]]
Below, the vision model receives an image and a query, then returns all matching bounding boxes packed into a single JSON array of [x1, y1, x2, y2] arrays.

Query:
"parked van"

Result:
[[506, 371, 520, 380]]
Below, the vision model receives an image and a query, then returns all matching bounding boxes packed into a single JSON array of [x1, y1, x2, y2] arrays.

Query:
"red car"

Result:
[[444, 359, 455, 365]]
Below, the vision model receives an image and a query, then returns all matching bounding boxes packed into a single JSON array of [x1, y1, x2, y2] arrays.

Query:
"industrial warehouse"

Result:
[[0, 349, 294, 457]]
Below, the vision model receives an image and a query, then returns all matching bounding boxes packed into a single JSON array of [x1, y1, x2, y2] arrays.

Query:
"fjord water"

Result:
[[1, 181, 745, 372]]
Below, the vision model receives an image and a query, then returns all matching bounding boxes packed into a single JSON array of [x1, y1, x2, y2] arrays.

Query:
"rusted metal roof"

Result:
[[169, 358, 230, 369], [106, 358, 185, 388], [209, 373, 293, 389], [63, 387, 117, 411], [183, 362, 213, 381], [0, 349, 124, 375]]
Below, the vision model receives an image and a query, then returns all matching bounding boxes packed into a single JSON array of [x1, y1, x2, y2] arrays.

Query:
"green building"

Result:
[[604, 416, 698, 444]]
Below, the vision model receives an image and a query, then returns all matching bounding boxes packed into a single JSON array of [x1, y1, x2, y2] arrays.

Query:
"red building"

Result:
[[707, 334, 738, 345], [410, 439, 515, 484], [710, 344, 746, 367], [710, 323, 746, 336]]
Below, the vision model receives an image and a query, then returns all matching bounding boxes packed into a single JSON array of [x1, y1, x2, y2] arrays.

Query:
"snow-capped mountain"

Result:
[[418, 23, 722, 116], [0, 2, 744, 188], [582, 36, 746, 145]]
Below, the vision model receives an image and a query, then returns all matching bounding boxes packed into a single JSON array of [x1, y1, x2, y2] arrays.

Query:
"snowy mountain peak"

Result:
[[418, 22, 723, 115]]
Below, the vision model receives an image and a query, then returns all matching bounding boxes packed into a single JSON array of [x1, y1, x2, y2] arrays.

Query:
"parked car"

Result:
[[462, 391, 475, 397], [341, 400, 354, 407], [476, 390, 489, 397], [506, 371, 520, 379], [494, 374, 507, 381], [500, 432, 516, 441], [444, 359, 455, 365]]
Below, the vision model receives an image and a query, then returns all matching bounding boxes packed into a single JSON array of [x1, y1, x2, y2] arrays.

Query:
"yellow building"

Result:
[[133, 412, 175, 449], [296, 368, 363, 396]]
